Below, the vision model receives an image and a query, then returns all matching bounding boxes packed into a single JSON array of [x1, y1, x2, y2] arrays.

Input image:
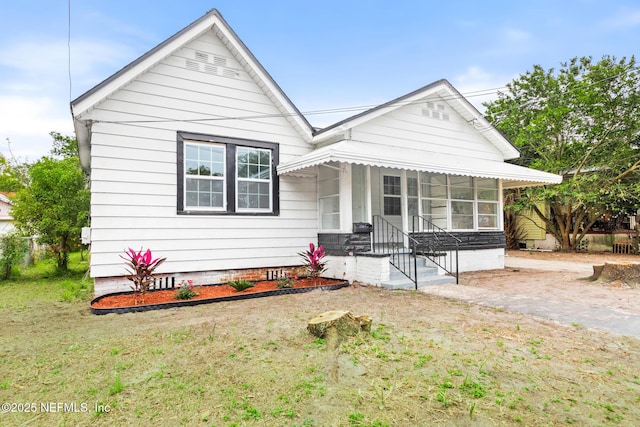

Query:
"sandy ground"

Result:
[[459, 250, 640, 315]]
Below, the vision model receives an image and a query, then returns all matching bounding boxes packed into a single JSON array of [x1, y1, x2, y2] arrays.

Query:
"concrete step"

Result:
[[389, 265, 437, 281], [382, 259, 457, 290], [381, 274, 457, 290]]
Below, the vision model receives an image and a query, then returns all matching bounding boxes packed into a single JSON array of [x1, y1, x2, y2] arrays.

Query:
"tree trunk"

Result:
[[589, 262, 640, 287], [307, 310, 371, 349]]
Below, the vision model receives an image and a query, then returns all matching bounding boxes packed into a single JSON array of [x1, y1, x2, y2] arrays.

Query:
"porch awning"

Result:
[[277, 140, 562, 188]]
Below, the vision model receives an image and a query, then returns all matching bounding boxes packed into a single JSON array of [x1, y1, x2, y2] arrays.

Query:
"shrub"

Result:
[[175, 280, 199, 300], [0, 231, 28, 280], [276, 274, 297, 289], [227, 279, 255, 292], [299, 243, 327, 279], [120, 248, 166, 302]]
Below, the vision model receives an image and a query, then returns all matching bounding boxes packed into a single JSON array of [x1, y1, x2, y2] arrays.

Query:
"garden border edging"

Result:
[[90, 281, 350, 315]]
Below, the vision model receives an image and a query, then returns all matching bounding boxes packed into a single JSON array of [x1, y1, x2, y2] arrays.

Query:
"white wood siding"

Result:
[[84, 30, 316, 278], [350, 95, 505, 162]]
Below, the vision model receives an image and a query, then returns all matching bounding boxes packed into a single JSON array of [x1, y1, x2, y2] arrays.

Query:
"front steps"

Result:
[[381, 255, 456, 290]]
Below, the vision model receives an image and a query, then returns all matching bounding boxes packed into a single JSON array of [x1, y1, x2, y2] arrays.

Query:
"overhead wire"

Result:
[[89, 61, 639, 128]]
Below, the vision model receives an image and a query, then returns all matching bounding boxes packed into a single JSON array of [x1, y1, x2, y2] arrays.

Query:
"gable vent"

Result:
[[185, 60, 200, 71], [185, 51, 240, 79], [195, 51, 209, 62], [223, 68, 239, 78], [422, 102, 450, 121], [204, 64, 218, 75]]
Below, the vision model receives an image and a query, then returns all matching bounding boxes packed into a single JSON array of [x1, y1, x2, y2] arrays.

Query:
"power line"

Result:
[[90, 62, 639, 128], [92, 86, 506, 126], [67, 0, 72, 103]]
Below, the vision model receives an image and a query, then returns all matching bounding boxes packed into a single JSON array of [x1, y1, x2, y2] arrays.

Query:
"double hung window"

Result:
[[177, 132, 279, 215]]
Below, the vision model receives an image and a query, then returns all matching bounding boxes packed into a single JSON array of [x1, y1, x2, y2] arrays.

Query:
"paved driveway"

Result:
[[419, 257, 640, 339]]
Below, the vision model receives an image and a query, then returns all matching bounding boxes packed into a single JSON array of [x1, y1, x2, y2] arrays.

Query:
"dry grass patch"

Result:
[[1, 284, 639, 426]]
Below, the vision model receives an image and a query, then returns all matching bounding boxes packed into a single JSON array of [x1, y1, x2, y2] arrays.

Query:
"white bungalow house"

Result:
[[71, 9, 561, 296]]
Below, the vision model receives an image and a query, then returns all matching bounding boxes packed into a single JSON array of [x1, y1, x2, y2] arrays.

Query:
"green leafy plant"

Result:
[[276, 273, 298, 289], [299, 243, 327, 279], [120, 248, 166, 303], [175, 279, 199, 300], [228, 279, 255, 292], [0, 231, 28, 280]]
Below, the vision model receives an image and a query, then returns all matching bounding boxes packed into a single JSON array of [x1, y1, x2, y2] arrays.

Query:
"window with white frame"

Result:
[[450, 175, 474, 230], [383, 175, 402, 216], [177, 132, 279, 215], [477, 178, 499, 229], [319, 164, 340, 230], [236, 147, 272, 211], [184, 143, 226, 209], [419, 173, 499, 230], [420, 173, 448, 229]]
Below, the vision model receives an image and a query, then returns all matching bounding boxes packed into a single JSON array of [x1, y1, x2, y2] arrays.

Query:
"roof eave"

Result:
[[70, 9, 314, 141]]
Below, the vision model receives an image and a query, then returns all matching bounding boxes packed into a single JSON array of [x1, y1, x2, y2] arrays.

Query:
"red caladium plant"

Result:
[[120, 248, 166, 302], [299, 243, 327, 279]]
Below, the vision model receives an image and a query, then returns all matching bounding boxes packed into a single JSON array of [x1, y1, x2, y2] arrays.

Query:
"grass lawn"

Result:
[[1, 253, 640, 426]]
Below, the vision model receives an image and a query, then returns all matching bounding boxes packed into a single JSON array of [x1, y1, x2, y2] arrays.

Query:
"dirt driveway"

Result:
[[416, 250, 640, 338], [462, 250, 640, 315]]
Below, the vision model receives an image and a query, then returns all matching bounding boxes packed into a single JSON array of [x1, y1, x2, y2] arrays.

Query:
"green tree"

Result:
[[0, 231, 28, 279], [484, 55, 640, 250], [49, 131, 79, 159], [0, 153, 28, 192], [11, 157, 89, 270]]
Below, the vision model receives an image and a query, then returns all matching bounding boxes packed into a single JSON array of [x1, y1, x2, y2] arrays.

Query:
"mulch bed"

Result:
[[90, 278, 349, 315]]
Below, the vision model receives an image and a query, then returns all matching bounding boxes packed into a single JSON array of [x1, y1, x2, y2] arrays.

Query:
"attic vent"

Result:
[[204, 64, 218, 75], [186, 60, 200, 71], [213, 56, 227, 66], [422, 102, 450, 121], [184, 52, 240, 79], [223, 68, 239, 78], [195, 51, 209, 62]]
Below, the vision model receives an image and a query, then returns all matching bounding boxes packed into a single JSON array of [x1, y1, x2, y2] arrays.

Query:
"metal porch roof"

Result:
[[277, 140, 562, 189]]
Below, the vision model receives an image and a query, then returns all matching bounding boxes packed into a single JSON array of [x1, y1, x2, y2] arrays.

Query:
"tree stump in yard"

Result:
[[589, 262, 640, 287], [307, 310, 371, 349]]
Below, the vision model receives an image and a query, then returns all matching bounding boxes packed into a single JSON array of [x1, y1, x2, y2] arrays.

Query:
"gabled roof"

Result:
[[312, 79, 520, 160], [71, 9, 314, 169]]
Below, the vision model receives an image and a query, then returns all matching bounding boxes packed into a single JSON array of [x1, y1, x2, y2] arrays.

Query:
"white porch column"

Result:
[[339, 162, 353, 233], [400, 169, 409, 246]]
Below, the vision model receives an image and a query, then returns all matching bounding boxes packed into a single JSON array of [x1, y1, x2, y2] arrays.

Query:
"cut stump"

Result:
[[307, 310, 371, 349], [589, 262, 640, 287]]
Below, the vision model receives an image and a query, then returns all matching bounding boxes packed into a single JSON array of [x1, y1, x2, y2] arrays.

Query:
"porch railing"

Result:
[[372, 215, 419, 290], [411, 215, 461, 284]]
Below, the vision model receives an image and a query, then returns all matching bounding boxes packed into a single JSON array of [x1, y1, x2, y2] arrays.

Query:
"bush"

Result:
[[175, 280, 199, 300], [227, 279, 254, 292], [0, 231, 28, 280], [120, 248, 166, 302]]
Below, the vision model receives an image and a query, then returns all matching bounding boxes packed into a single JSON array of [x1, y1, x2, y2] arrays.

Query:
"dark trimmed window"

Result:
[[177, 132, 279, 215]]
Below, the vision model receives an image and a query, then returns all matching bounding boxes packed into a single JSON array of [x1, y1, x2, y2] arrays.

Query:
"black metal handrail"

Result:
[[411, 215, 461, 284], [372, 215, 420, 290]]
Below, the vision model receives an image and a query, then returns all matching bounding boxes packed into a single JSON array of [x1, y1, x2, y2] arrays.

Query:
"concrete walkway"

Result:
[[419, 257, 640, 340]]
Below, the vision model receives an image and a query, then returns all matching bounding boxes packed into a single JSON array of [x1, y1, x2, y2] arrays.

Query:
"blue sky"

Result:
[[1, 0, 639, 161]]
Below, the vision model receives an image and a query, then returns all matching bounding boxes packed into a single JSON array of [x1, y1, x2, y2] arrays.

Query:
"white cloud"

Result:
[[0, 38, 136, 94], [0, 96, 73, 161], [0, 36, 138, 160], [452, 66, 511, 113], [601, 9, 640, 30], [503, 28, 532, 43]]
